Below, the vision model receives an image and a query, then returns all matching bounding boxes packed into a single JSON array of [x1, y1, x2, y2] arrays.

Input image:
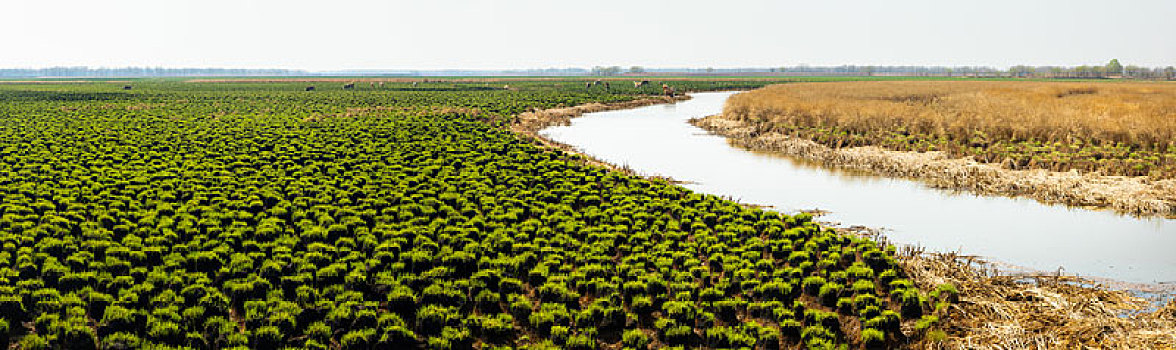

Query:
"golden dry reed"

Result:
[[722, 81, 1176, 178]]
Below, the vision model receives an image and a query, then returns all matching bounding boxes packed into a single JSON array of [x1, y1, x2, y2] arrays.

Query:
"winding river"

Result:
[[540, 91, 1176, 289]]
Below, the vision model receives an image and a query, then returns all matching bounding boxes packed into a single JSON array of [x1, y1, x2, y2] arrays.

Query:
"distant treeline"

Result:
[[5, 61, 1172, 79], [0, 67, 307, 78], [602, 60, 1175, 80]]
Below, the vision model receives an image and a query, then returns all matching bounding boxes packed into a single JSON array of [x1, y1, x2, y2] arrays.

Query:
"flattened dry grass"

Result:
[[723, 81, 1176, 178], [900, 252, 1176, 349]]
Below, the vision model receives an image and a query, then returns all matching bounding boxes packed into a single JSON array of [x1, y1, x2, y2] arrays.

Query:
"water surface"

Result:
[[541, 92, 1176, 287]]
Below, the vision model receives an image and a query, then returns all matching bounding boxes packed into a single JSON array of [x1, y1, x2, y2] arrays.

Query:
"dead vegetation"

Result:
[[899, 251, 1175, 349]]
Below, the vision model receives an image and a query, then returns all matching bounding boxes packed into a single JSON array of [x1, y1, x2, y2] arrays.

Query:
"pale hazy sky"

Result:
[[2, 0, 1173, 70]]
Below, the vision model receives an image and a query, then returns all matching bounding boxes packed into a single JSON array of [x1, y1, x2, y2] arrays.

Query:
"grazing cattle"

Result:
[[378, 82, 385, 88], [586, 82, 592, 89], [662, 84, 676, 97], [634, 80, 650, 88], [123, 85, 132, 90], [369, 82, 375, 88], [412, 82, 418, 87], [604, 82, 610, 90], [503, 85, 510, 90], [593, 80, 602, 86], [343, 83, 355, 90], [305, 86, 315, 91]]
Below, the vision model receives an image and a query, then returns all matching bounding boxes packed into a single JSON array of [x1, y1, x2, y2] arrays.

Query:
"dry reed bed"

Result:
[[899, 251, 1175, 349], [722, 81, 1176, 178]]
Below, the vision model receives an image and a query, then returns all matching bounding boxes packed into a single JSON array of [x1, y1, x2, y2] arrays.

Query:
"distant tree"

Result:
[[1092, 65, 1107, 78], [628, 66, 645, 74], [1165, 66, 1175, 80], [1106, 59, 1124, 76], [591, 66, 623, 76], [705, 67, 715, 73]]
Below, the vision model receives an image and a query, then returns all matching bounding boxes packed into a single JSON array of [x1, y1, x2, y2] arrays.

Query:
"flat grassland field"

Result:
[[0, 81, 947, 349], [723, 81, 1176, 178]]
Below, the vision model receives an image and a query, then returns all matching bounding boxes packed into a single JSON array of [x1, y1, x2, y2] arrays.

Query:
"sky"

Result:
[[2, 0, 1173, 71]]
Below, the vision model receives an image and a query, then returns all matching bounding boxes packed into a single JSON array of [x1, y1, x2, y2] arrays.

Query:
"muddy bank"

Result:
[[691, 115, 1176, 218]]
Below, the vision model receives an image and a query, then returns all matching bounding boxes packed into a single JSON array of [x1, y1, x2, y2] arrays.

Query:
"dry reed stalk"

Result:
[[691, 115, 1176, 217], [900, 252, 1175, 349]]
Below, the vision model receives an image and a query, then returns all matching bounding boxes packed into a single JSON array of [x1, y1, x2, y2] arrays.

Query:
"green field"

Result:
[[0, 80, 949, 349]]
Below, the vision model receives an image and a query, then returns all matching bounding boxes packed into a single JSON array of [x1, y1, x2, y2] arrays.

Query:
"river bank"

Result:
[[691, 114, 1176, 218]]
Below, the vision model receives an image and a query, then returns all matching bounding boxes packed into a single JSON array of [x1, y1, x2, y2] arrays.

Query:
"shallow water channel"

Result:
[[540, 91, 1176, 288]]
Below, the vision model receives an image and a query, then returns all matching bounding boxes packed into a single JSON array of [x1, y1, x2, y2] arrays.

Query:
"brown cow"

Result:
[[662, 84, 675, 97]]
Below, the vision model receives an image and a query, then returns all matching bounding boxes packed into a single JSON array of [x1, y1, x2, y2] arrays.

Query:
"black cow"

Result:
[[123, 85, 133, 90], [343, 83, 355, 90], [305, 86, 316, 91]]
